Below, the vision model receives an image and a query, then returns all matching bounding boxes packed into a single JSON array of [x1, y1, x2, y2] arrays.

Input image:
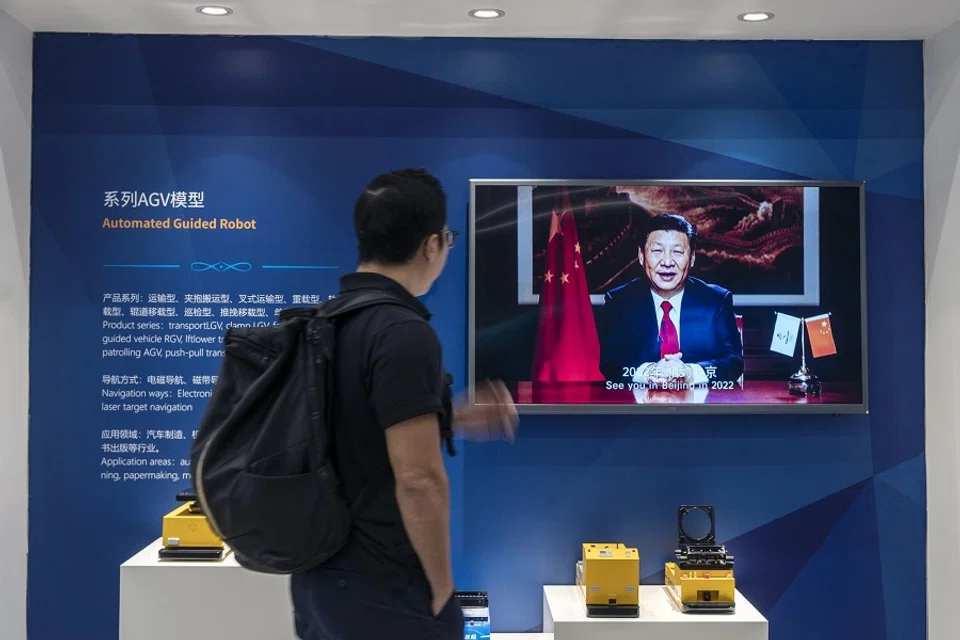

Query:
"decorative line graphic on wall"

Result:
[[103, 264, 181, 269], [261, 264, 338, 270], [103, 264, 338, 271], [190, 262, 253, 272]]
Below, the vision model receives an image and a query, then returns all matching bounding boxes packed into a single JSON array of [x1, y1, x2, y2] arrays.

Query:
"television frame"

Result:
[[466, 178, 870, 415]]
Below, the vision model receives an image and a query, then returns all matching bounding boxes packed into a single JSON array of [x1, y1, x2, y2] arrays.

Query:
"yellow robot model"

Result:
[[575, 543, 640, 617], [159, 489, 227, 560], [664, 505, 735, 613]]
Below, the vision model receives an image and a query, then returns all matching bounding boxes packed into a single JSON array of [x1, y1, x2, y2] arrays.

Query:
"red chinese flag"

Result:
[[804, 314, 838, 358], [531, 188, 604, 382]]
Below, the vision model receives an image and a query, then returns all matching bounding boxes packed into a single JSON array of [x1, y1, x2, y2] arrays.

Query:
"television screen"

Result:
[[468, 180, 868, 414]]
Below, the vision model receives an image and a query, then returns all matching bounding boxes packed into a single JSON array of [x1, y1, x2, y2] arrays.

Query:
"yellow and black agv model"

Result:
[[664, 505, 736, 613]]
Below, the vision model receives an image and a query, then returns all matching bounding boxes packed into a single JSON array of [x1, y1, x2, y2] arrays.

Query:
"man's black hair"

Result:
[[354, 168, 447, 265], [640, 213, 698, 253]]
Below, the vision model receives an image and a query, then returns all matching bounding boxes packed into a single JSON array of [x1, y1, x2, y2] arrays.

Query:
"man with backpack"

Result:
[[282, 168, 518, 639]]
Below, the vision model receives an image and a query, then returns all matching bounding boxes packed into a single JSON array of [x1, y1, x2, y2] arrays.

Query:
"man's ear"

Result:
[[690, 249, 696, 268], [637, 247, 644, 267], [423, 234, 441, 262]]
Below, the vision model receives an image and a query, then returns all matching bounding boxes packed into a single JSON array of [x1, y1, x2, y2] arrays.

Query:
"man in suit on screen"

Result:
[[596, 213, 744, 389]]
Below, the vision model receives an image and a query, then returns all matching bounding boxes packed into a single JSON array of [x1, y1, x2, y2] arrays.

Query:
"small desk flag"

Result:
[[805, 314, 837, 358], [770, 312, 801, 357]]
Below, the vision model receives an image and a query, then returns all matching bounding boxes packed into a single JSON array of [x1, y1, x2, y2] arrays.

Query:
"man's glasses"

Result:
[[444, 229, 459, 248]]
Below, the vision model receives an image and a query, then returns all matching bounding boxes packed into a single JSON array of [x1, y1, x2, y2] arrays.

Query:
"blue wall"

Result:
[[30, 35, 925, 640]]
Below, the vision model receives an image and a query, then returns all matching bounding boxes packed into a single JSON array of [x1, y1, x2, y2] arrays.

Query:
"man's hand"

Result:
[[664, 353, 696, 382], [452, 379, 519, 443], [647, 353, 694, 388]]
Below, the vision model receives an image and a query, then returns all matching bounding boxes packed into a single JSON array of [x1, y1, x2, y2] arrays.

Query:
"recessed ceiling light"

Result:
[[469, 8, 505, 19], [738, 11, 774, 22], [196, 5, 233, 16]]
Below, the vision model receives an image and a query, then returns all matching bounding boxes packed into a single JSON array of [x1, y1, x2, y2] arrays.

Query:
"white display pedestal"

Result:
[[119, 538, 548, 640], [541, 585, 767, 640], [119, 539, 297, 640]]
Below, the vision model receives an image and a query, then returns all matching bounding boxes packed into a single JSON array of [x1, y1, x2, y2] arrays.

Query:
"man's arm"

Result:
[[368, 320, 452, 609], [385, 415, 453, 609], [598, 289, 658, 383], [596, 293, 636, 382], [694, 291, 744, 382]]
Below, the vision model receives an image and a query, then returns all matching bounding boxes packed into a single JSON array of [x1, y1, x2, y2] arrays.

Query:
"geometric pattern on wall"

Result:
[[29, 34, 926, 640]]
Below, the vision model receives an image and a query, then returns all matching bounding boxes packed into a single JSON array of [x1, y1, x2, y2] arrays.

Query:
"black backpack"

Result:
[[189, 290, 412, 574]]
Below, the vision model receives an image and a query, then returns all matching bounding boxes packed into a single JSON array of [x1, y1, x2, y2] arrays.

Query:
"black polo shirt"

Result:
[[320, 271, 447, 589]]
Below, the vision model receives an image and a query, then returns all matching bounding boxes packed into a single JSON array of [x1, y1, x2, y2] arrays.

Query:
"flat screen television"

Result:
[[468, 180, 868, 414]]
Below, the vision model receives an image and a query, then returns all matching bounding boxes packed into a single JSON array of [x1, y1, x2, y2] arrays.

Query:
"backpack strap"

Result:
[[318, 290, 408, 320], [323, 290, 459, 456]]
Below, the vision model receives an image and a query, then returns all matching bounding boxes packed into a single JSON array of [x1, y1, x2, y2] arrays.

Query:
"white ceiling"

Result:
[[1, 0, 958, 40]]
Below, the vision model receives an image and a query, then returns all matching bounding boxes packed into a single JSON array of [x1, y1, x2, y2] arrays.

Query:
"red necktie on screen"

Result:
[[660, 300, 680, 358]]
